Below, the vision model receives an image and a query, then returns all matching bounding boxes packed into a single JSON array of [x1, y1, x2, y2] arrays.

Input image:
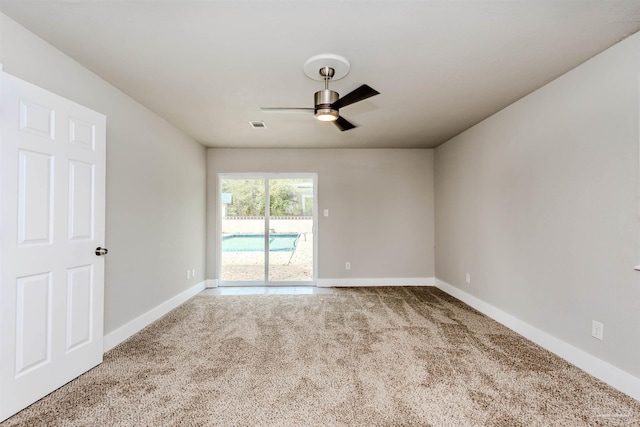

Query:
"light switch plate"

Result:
[[592, 320, 603, 340]]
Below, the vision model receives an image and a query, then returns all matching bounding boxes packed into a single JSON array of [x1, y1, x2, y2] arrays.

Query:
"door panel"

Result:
[[18, 150, 54, 245], [0, 72, 106, 421], [68, 160, 95, 240], [66, 265, 94, 351], [15, 272, 53, 376], [220, 178, 266, 282], [268, 178, 314, 282], [19, 100, 55, 139], [69, 117, 96, 150]]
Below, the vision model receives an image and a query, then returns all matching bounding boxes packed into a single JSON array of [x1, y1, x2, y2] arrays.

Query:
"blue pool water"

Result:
[[222, 234, 299, 252]]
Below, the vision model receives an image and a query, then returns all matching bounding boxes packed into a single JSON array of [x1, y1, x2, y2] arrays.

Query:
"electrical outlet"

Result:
[[345, 262, 351, 270], [465, 273, 471, 284], [592, 320, 603, 340], [192, 268, 196, 278]]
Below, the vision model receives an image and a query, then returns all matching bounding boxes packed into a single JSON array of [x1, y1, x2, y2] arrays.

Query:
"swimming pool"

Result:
[[222, 233, 300, 252]]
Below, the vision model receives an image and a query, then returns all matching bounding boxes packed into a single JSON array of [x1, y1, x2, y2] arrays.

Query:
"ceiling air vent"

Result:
[[249, 121, 267, 129]]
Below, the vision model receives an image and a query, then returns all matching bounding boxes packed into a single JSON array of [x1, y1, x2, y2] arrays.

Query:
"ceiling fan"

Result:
[[261, 55, 380, 131]]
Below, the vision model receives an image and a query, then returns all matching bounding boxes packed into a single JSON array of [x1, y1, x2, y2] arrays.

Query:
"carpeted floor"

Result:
[[2, 287, 639, 426]]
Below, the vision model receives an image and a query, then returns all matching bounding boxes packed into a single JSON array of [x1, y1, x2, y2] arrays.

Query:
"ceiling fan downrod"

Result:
[[314, 67, 339, 122]]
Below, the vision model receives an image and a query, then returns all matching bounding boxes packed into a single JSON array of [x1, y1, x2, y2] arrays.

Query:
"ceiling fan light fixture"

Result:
[[315, 108, 339, 122], [314, 88, 339, 122]]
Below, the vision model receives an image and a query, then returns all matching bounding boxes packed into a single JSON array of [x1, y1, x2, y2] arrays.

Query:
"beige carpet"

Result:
[[3, 287, 639, 426]]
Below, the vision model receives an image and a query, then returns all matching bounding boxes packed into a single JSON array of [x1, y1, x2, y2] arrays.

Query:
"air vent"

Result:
[[249, 121, 267, 129]]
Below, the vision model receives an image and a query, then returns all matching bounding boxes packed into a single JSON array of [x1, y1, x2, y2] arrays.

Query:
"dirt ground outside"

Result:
[[220, 218, 313, 282]]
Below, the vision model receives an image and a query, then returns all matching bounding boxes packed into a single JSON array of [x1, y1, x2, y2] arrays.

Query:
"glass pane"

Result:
[[268, 178, 313, 282], [220, 178, 265, 281]]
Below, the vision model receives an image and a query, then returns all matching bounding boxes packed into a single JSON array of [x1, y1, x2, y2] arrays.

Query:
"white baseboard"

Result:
[[103, 280, 207, 352], [205, 279, 218, 288], [316, 277, 435, 288], [435, 279, 640, 401]]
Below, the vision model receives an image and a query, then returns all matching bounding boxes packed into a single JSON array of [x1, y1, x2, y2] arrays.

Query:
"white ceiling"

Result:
[[2, 1, 640, 149]]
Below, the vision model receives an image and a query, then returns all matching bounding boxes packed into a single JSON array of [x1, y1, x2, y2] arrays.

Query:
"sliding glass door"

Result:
[[219, 174, 316, 285], [220, 178, 266, 282]]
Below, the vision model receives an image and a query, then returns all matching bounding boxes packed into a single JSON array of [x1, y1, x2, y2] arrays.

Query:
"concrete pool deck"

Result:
[[220, 218, 314, 282]]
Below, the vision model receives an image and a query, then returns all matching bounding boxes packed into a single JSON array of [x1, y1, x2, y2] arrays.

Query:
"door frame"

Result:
[[217, 173, 318, 286]]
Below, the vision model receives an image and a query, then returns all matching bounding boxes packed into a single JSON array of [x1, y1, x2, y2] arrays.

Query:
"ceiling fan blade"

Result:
[[331, 84, 380, 109], [261, 107, 314, 113], [334, 116, 356, 131]]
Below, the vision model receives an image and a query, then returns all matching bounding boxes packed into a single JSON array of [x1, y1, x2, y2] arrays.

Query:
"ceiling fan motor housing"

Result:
[[314, 89, 339, 121]]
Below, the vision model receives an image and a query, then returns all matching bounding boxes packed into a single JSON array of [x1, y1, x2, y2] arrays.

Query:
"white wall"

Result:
[[435, 31, 640, 377], [0, 13, 207, 335], [207, 149, 435, 282]]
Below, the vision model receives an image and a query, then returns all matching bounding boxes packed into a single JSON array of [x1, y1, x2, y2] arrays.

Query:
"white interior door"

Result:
[[0, 72, 106, 421]]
